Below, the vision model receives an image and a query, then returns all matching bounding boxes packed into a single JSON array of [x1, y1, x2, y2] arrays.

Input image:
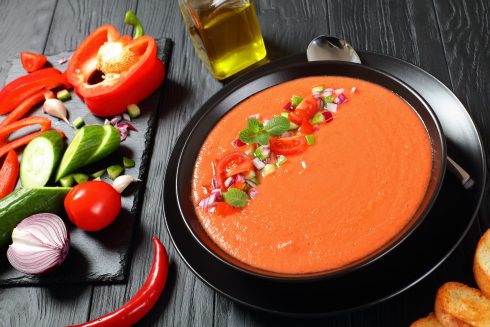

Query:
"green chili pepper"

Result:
[[125, 10, 144, 39]]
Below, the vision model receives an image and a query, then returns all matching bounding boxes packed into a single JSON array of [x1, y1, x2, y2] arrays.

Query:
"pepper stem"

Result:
[[125, 10, 144, 39]]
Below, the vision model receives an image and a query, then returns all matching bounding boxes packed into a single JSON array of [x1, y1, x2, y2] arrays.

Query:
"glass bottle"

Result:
[[179, 0, 267, 80]]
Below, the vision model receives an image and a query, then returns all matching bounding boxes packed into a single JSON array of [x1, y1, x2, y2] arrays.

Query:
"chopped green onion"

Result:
[[305, 134, 316, 145], [254, 145, 270, 160], [107, 165, 124, 180], [127, 104, 141, 119], [289, 121, 299, 130], [323, 95, 334, 103], [59, 175, 74, 187], [245, 170, 256, 179], [276, 155, 287, 167], [261, 164, 276, 177], [281, 112, 289, 118], [250, 176, 260, 185], [291, 95, 303, 107], [73, 173, 89, 184], [72, 117, 85, 129], [123, 156, 136, 168], [125, 10, 144, 39], [91, 169, 106, 179], [312, 85, 325, 93], [311, 112, 325, 124], [56, 89, 71, 102]]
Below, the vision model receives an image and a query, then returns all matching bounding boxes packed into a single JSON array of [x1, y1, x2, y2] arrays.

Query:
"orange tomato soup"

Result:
[[192, 76, 432, 274]]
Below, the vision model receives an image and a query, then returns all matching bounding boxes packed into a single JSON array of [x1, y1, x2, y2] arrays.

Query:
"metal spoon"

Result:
[[307, 35, 473, 189]]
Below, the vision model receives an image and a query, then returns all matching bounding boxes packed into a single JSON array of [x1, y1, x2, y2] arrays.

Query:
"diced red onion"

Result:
[[199, 193, 217, 209], [248, 114, 260, 120], [246, 180, 257, 188], [117, 122, 138, 132], [224, 176, 235, 188], [211, 176, 219, 189], [122, 113, 131, 121], [334, 88, 345, 95], [351, 86, 357, 94], [322, 90, 333, 97], [322, 111, 334, 122], [110, 115, 122, 125], [338, 93, 348, 104], [313, 125, 320, 132], [312, 92, 322, 98], [232, 138, 246, 148], [248, 188, 259, 199], [261, 146, 270, 157], [281, 131, 292, 138], [210, 188, 222, 201], [283, 102, 294, 111], [7, 213, 70, 275], [326, 103, 338, 112], [117, 125, 129, 141], [58, 57, 68, 64], [104, 119, 110, 125], [333, 97, 340, 104], [263, 157, 272, 164], [235, 174, 245, 183], [253, 158, 265, 170], [316, 98, 324, 110], [324, 88, 334, 92]]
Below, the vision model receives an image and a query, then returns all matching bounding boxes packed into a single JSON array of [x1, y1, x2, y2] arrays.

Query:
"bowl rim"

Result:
[[173, 60, 447, 282]]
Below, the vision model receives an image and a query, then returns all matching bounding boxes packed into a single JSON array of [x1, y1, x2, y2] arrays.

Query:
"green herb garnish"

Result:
[[247, 118, 263, 133], [256, 131, 270, 145], [264, 116, 291, 136], [239, 116, 289, 144], [222, 188, 249, 207], [239, 129, 257, 144]]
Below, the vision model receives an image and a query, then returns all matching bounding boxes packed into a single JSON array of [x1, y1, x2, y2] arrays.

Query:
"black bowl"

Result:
[[173, 61, 446, 281]]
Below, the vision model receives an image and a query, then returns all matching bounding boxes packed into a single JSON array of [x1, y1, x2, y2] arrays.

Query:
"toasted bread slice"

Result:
[[434, 282, 490, 326], [411, 313, 444, 326], [474, 229, 490, 298]]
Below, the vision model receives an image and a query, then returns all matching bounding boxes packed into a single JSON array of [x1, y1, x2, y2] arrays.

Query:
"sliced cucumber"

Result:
[[107, 164, 124, 180], [123, 157, 135, 168], [59, 175, 74, 187], [87, 125, 120, 164], [0, 187, 71, 248], [73, 173, 89, 184], [91, 169, 106, 179], [20, 130, 64, 188]]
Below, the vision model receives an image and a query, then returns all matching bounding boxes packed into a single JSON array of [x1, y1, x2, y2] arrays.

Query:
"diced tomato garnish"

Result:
[[215, 202, 235, 216], [20, 52, 47, 73], [216, 151, 253, 189], [232, 181, 246, 190], [288, 112, 303, 125], [270, 135, 308, 155], [299, 120, 314, 135], [294, 95, 319, 120]]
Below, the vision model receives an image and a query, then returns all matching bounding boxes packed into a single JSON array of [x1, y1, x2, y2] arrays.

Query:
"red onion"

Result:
[[211, 176, 219, 189], [224, 176, 235, 188], [210, 188, 222, 201], [248, 113, 260, 120], [326, 103, 337, 112], [322, 90, 333, 97], [235, 174, 245, 183], [333, 97, 340, 104], [316, 98, 324, 110], [248, 188, 259, 199], [7, 213, 69, 275], [110, 115, 122, 125], [281, 131, 292, 138], [334, 88, 344, 95], [199, 193, 217, 209], [58, 57, 68, 64], [253, 158, 265, 170], [338, 93, 348, 104], [117, 122, 138, 132], [322, 111, 334, 122], [351, 86, 357, 94], [232, 138, 246, 148], [246, 179, 258, 188], [283, 102, 294, 111]]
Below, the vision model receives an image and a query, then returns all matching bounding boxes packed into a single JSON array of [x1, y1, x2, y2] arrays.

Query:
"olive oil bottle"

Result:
[[179, 0, 267, 80]]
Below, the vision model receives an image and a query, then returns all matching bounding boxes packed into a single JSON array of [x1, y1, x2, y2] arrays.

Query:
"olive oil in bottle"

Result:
[[179, 0, 267, 80]]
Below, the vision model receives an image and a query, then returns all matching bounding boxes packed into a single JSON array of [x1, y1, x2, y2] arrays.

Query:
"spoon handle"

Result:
[[447, 156, 473, 189]]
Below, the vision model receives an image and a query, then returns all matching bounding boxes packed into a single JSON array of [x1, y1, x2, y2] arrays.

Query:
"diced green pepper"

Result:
[[127, 104, 141, 119], [305, 134, 316, 145], [59, 175, 74, 187], [123, 156, 135, 168], [261, 164, 276, 177], [107, 164, 124, 180], [291, 95, 303, 107], [72, 117, 85, 129], [56, 89, 71, 102]]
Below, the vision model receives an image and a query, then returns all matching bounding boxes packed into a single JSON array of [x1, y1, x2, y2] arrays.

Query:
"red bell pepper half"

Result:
[[65, 24, 165, 117], [20, 52, 48, 73], [0, 150, 19, 199]]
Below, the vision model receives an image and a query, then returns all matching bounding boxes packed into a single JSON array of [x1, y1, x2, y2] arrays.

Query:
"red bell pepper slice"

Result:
[[66, 25, 165, 117], [0, 68, 61, 104], [0, 129, 64, 159], [0, 73, 71, 115], [0, 90, 45, 129], [0, 150, 19, 199], [20, 52, 48, 73], [0, 116, 51, 140]]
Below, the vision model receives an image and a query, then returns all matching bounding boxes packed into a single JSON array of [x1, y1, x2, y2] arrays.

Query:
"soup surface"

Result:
[[192, 76, 432, 274]]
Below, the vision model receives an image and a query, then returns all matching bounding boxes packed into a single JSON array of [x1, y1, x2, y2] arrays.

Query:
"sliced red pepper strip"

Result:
[[20, 52, 48, 73], [0, 150, 19, 199], [0, 129, 63, 159], [0, 74, 71, 115], [67, 237, 169, 327], [0, 68, 61, 104], [0, 116, 51, 140], [0, 90, 45, 129], [66, 25, 165, 117]]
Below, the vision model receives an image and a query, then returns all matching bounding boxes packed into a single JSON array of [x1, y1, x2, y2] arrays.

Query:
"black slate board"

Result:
[[0, 38, 173, 286]]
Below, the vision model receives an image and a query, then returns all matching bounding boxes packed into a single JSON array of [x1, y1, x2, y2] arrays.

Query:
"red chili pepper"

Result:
[[0, 73, 71, 115], [20, 52, 48, 73], [0, 150, 19, 199], [67, 237, 169, 327], [65, 24, 165, 117]]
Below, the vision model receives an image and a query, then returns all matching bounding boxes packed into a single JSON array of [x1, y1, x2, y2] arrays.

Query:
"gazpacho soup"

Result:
[[192, 76, 432, 274]]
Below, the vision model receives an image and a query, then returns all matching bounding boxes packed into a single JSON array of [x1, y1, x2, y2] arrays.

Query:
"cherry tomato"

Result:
[[215, 202, 235, 216], [64, 181, 121, 231], [20, 52, 47, 73], [270, 135, 308, 155], [294, 95, 319, 120], [299, 120, 314, 135], [288, 112, 303, 125], [216, 151, 253, 188]]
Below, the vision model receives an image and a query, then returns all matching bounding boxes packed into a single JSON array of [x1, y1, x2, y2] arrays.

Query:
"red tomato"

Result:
[[299, 120, 314, 135], [20, 52, 47, 73], [288, 112, 303, 125], [64, 181, 121, 231], [294, 95, 319, 120], [270, 135, 308, 155], [215, 202, 235, 216], [216, 151, 253, 188]]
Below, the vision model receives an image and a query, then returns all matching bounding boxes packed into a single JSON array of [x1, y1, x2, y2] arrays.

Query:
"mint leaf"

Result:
[[239, 129, 257, 144], [257, 131, 270, 145], [222, 188, 249, 207], [265, 116, 291, 136], [247, 118, 263, 133]]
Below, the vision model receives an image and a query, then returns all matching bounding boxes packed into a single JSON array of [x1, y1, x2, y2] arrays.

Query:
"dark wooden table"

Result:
[[1, 0, 489, 326]]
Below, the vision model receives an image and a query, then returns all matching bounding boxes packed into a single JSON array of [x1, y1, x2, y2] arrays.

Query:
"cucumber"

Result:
[[87, 125, 120, 163], [0, 187, 71, 248], [55, 125, 120, 181], [59, 175, 74, 187], [73, 173, 89, 184], [20, 130, 64, 188], [107, 164, 124, 180]]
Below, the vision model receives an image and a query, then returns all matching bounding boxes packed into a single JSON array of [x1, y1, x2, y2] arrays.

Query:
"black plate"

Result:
[[164, 52, 486, 316]]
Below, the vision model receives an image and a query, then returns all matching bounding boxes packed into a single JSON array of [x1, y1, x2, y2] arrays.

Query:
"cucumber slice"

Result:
[[55, 126, 105, 181], [73, 173, 89, 184], [107, 164, 124, 180], [59, 175, 74, 187], [87, 125, 120, 164], [123, 157, 135, 168], [20, 130, 64, 188], [0, 187, 71, 248], [91, 169, 106, 179]]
